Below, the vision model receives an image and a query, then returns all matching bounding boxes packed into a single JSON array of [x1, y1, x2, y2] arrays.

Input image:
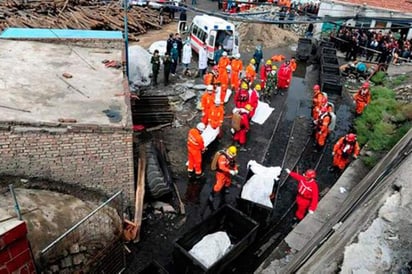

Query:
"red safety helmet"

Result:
[[346, 133, 357, 142], [212, 65, 218, 71], [313, 84, 320, 91], [304, 169, 317, 180], [362, 81, 369, 88], [321, 97, 328, 105]]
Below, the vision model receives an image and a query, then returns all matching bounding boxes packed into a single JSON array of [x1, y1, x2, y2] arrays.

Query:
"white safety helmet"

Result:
[[206, 85, 214, 92], [226, 65, 231, 71], [222, 51, 228, 56], [235, 53, 241, 59], [196, 122, 206, 132]]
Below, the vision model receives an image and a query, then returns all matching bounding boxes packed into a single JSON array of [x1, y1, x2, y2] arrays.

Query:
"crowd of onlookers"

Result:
[[330, 26, 411, 65]]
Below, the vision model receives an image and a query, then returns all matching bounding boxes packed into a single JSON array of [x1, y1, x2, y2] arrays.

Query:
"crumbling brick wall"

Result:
[[0, 123, 134, 203]]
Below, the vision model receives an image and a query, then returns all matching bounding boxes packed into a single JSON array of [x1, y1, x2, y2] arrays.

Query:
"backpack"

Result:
[[211, 150, 224, 171]]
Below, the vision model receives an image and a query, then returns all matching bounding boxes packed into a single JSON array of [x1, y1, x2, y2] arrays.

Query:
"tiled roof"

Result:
[[337, 0, 412, 13]]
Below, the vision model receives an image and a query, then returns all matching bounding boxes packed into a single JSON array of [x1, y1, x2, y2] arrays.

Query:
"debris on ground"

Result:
[[0, 0, 171, 40]]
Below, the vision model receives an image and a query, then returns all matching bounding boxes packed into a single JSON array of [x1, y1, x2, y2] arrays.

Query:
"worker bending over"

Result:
[[331, 133, 360, 172], [353, 81, 371, 115]]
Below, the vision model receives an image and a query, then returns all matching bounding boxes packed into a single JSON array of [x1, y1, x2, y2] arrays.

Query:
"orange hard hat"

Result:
[[304, 169, 316, 180]]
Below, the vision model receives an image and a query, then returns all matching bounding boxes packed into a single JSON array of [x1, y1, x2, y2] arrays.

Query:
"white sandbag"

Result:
[[241, 161, 282, 208], [214, 88, 232, 104], [148, 40, 167, 56], [128, 45, 152, 86], [251, 101, 274, 125], [201, 125, 220, 147], [189, 231, 232, 269]]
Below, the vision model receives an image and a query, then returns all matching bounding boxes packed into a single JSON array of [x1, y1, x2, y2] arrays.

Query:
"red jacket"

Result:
[[289, 171, 319, 211]]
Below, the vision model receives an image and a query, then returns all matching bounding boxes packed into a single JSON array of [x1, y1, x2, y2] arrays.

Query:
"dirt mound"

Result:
[[238, 22, 299, 52]]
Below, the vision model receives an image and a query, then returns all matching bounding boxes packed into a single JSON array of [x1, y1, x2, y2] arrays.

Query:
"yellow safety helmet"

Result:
[[250, 58, 256, 65], [227, 146, 237, 157], [266, 59, 272, 65], [245, 104, 252, 111], [272, 65, 277, 70], [255, 84, 261, 91], [241, 82, 248, 89]]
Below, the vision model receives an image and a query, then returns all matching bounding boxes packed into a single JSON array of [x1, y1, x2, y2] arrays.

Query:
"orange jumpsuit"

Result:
[[289, 171, 319, 220], [315, 112, 331, 147], [218, 56, 230, 77], [290, 59, 297, 72], [333, 137, 360, 170], [231, 59, 243, 90], [353, 88, 371, 115], [271, 54, 286, 62], [187, 128, 205, 175], [312, 91, 326, 119], [218, 70, 230, 103], [208, 104, 224, 129], [201, 91, 215, 125], [204, 72, 218, 86], [213, 152, 238, 192], [245, 64, 256, 84]]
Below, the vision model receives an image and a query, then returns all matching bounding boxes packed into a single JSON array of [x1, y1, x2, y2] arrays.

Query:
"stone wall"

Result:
[[0, 122, 134, 203]]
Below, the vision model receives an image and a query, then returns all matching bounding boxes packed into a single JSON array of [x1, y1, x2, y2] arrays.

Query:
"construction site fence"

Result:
[[38, 190, 126, 273]]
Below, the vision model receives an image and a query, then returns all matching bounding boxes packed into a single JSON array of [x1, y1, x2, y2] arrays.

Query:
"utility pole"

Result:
[[124, 0, 130, 80]]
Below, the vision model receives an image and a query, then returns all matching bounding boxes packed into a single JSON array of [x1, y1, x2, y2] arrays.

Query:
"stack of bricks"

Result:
[[0, 220, 36, 274], [0, 124, 135, 203]]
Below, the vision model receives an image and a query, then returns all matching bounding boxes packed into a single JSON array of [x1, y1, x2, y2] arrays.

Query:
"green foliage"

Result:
[[354, 86, 411, 153], [362, 154, 379, 168], [385, 74, 409, 88], [370, 71, 386, 85]]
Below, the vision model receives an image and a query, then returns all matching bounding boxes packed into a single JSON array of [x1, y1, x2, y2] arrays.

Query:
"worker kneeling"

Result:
[[231, 104, 252, 151], [187, 122, 206, 178], [209, 146, 239, 202], [331, 133, 360, 172], [284, 168, 319, 221]]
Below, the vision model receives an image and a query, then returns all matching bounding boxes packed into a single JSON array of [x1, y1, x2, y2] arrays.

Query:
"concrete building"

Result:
[[0, 28, 135, 202], [315, 0, 412, 39]]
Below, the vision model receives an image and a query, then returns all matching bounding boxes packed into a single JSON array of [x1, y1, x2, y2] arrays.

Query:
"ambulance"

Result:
[[186, 14, 239, 61]]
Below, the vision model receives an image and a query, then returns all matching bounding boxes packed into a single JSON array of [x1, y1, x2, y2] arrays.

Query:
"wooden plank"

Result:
[[134, 145, 146, 243]]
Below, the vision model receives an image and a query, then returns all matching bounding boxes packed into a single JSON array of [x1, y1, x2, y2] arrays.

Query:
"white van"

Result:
[[187, 15, 239, 60]]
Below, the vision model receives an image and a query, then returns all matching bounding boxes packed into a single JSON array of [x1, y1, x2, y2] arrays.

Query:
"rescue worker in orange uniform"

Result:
[[187, 122, 206, 178], [200, 85, 215, 125], [260, 59, 272, 90], [204, 66, 219, 86], [245, 59, 257, 84], [208, 97, 225, 129], [290, 57, 297, 72], [312, 84, 326, 120], [231, 53, 243, 90], [313, 96, 328, 122], [353, 81, 371, 115], [248, 83, 260, 118], [332, 133, 360, 172], [234, 82, 250, 109], [314, 103, 331, 150], [218, 65, 231, 103], [209, 146, 238, 202], [231, 104, 252, 151], [218, 51, 230, 77], [285, 168, 319, 221]]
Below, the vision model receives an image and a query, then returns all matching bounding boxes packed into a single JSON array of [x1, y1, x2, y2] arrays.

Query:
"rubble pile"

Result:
[[237, 7, 299, 51], [0, 0, 170, 40], [393, 84, 412, 103]]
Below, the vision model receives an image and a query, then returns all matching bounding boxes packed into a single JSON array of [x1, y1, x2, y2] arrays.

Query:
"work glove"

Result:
[[285, 168, 291, 174], [332, 152, 335, 156], [230, 128, 235, 135], [308, 210, 314, 214], [229, 170, 236, 176]]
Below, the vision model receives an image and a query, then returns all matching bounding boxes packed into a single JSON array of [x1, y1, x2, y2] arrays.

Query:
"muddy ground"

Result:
[[125, 39, 355, 273]]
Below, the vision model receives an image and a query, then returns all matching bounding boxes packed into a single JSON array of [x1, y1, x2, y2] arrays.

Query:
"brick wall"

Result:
[[0, 220, 36, 274], [0, 123, 134, 203]]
